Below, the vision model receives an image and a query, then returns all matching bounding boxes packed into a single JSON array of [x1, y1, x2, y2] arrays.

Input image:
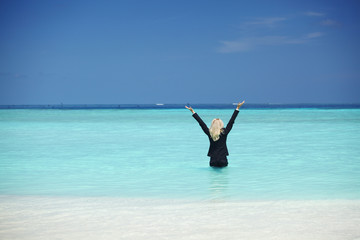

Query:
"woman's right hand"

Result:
[[185, 106, 195, 114]]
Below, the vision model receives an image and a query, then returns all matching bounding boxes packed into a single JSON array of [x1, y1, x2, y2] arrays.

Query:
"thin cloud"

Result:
[[321, 19, 341, 26], [304, 11, 325, 17], [218, 36, 304, 53], [14, 73, 27, 78], [218, 40, 254, 53], [219, 12, 329, 53], [218, 33, 323, 53], [241, 17, 287, 27], [305, 32, 324, 39]]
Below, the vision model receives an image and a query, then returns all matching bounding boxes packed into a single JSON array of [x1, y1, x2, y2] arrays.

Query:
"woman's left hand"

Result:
[[236, 101, 245, 110]]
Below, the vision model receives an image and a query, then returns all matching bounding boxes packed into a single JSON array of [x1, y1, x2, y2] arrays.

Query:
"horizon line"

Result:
[[1, 102, 360, 105], [1, 103, 359, 110]]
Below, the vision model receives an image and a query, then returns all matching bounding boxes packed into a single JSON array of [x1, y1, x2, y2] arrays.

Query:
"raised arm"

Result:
[[185, 106, 210, 136], [225, 101, 245, 134]]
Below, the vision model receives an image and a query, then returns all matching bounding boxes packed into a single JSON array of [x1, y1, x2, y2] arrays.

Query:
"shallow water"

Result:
[[0, 109, 359, 200]]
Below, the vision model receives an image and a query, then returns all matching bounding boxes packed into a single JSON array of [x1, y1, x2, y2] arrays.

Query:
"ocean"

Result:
[[1, 106, 359, 200], [0, 106, 359, 239]]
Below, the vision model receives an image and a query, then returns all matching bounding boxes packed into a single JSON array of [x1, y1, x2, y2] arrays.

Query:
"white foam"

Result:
[[1, 196, 360, 240]]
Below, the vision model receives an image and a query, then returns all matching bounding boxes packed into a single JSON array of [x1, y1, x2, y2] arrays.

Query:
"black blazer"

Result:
[[192, 110, 239, 158]]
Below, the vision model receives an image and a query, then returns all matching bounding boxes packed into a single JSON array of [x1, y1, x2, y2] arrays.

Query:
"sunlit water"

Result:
[[0, 108, 359, 200]]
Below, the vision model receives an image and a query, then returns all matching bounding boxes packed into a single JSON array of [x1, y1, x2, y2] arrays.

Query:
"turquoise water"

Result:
[[0, 109, 359, 200]]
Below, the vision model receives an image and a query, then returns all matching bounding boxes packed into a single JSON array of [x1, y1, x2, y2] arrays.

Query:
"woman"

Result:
[[185, 101, 245, 167]]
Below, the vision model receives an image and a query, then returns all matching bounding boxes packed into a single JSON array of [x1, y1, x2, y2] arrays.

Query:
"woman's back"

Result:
[[186, 101, 244, 167], [192, 109, 239, 158]]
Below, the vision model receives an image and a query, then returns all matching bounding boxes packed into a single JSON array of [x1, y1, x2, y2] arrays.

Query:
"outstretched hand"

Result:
[[236, 101, 245, 110], [185, 106, 195, 114]]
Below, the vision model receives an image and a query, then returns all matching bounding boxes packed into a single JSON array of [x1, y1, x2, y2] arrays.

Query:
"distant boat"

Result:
[[156, 103, 164, 106]]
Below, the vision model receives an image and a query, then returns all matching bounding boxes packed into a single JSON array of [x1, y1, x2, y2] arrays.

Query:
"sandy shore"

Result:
[[0, 196, 360, 240]]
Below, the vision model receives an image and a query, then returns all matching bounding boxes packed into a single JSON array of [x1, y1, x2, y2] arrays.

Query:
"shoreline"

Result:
[[1, 195, 359, 240]]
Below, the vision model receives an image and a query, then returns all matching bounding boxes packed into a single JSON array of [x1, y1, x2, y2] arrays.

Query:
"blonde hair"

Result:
[[209, 118, 224, 141]]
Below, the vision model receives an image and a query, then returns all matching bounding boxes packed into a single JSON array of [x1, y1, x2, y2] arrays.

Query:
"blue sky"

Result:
[[0, 0, 359, 104]]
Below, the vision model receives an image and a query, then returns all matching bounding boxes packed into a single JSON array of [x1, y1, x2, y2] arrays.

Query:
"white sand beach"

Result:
[[0, 196, 359, 240]]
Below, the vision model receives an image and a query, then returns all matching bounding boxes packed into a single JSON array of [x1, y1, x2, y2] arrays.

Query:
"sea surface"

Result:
[[0, 107, 359, 200]]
